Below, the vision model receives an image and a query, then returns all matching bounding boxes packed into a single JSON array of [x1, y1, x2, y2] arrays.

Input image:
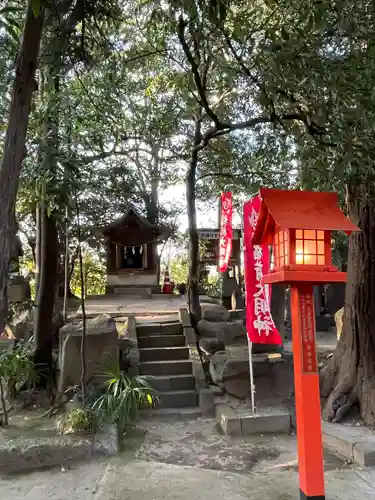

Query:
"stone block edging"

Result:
[[125, 315, 140, 376], [0, 424, 120, 475], [179, 308, 215, 417], [215, 403, 291, 435], [323, 422, 375, 466]]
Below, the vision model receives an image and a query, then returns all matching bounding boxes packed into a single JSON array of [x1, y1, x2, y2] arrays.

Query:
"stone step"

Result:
[[145, 374, 196, 392], [140, 407, 202, 420], [136, 322, 183, 337], [139, 346, 190, 362], [158, 390, 198, 408], [113, 287, 151, 298], [137, 334, 186, 349], [139, 360, 193, 376]]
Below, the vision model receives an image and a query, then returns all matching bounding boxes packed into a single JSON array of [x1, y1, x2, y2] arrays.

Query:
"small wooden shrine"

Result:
[[95, 208, 169, 294]]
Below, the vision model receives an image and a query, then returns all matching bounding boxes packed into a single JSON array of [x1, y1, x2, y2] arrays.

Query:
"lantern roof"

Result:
[[253, 188, 359, 245]]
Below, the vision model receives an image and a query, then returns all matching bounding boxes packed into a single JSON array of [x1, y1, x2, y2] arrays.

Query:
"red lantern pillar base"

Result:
[[300, 492, 325, 500], [291, 284, 325, 500]]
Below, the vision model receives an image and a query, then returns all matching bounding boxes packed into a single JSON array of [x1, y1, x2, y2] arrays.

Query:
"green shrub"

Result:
[[0, 342, 37, 425], [0, 343, 37, 399], [56, 407, 98, 434], [91, 362, 158, 433]]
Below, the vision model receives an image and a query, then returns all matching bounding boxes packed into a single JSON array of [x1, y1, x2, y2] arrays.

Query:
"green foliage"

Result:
[[70, 249, 106, 297], [92, 361, 158, 432], [0, 343, 37, 400], [56, 406, 98, 434], [0, 4, 23, 43], [169, 257, 188, 284]]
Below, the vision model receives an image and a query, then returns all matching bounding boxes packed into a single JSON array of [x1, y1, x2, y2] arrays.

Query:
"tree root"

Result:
[[322, 377, 356, 422], [0, 405, 13, 418]]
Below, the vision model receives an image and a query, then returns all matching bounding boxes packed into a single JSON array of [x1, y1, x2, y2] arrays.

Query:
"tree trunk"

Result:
[[34, 48, 61, 372], [33, 209, 58, 374], [0, 3, 44, 333], [57, 251, 78, 299], [186, 120, 202, 324], [34, 204, 42, 299], [63, 208, 69, 319], [320, 184, 375, 425]]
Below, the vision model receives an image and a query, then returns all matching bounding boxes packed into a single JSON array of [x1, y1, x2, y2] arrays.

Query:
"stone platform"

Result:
[[75, 294, 190, 318], [216, 403, 291, 435]]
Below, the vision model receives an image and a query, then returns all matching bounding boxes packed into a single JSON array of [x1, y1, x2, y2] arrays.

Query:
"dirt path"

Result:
[[1, 417, 372, 500], [0, 459, 108, 500]]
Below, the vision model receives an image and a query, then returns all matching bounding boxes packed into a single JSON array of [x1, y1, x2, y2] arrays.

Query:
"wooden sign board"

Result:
[[198, 228, 241, 264]]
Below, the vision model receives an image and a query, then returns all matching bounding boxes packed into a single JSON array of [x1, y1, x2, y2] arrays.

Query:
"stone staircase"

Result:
[[137, 320, 200, 415], [113, 286, 152, 298]]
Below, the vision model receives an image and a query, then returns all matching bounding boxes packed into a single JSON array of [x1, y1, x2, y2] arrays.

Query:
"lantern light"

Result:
[[273, 228, 329, 268]]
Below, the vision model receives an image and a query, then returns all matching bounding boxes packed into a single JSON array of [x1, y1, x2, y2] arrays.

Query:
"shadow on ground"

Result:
[[135, 418, 347, 474]]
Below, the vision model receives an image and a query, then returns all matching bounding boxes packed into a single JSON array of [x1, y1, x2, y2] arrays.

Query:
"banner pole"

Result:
[[248, 338, 256, 414]]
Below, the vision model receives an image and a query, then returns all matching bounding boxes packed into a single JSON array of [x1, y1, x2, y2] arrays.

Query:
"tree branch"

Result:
[[177, 16, 220, 126]]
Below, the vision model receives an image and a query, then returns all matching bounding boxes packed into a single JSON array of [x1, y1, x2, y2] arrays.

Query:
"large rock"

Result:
[[209, 350, 252, 399], [210, 350, 248, 385], [197, 319, 280, 353], [6, 308, 63, 342], [58, 314, 118, 392], [197, 319, 246, 344], [8, 309, 33, 340], [199, 338, 225, 357], [8, 275, 31, 303], [209, 348, 294, 400], [335, 307, 344, 340], [216, 321, 247, 345], [228, 309, 245, 321], [201, 303, 230, 322], [197, 319, 217, 338], [200, 296, 218, 305]]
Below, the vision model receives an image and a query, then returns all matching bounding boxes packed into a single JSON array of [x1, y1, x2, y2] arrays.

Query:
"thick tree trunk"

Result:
[[34, 204, 42, 299], [186, 120, 202, 324], [0, 4, 44, 333], [34, 51, 61, 371], [145, 192, 161, 283], [320, 184, 375, 424], [33, 209, 58, 373]]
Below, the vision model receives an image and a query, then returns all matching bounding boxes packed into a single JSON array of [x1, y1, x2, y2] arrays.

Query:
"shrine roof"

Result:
[[253, 188, 359, 245], [94, 206, 170, 241]]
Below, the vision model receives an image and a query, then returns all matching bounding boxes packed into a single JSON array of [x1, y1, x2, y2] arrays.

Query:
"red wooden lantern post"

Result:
[[252, 188, 359, 500]]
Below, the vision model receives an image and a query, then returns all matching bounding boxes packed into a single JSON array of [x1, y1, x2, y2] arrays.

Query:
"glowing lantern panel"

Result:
[[273, 228, 330, 271], [273, 230, 289, 268], [295, 229, 326, 266]]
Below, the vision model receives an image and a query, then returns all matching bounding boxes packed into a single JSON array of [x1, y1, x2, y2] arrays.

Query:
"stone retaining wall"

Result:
[[179, 308, 215, 417]]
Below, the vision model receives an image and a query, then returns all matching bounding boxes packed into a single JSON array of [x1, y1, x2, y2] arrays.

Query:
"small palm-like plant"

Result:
[[0, 343, 37, 424], [91, 361, 158, 433]]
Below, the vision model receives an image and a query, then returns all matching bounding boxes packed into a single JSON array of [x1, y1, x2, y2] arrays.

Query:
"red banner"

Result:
[[243, 195, 282, 345], [218, 192, 233, 272]]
